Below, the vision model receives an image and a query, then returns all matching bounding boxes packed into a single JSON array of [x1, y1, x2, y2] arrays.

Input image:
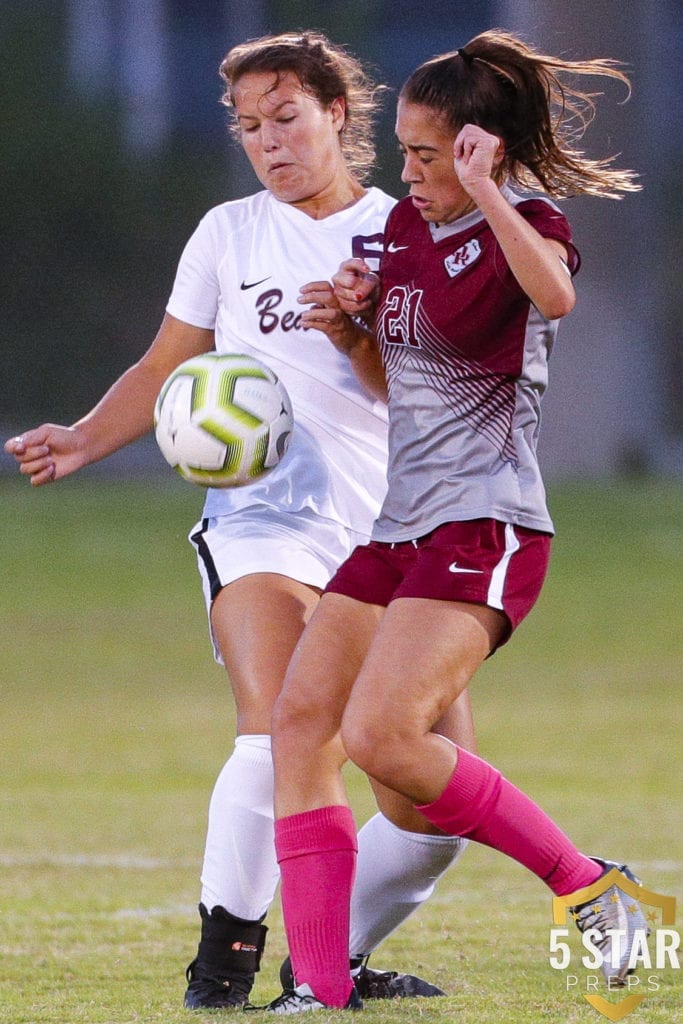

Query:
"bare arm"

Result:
[[454, 125, 576, 320], [4, 314, 214, 486], [298, 280, 387, 402]]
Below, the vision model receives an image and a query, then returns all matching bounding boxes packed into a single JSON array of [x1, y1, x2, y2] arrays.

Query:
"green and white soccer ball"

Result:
[[154, 353, 293, 487]]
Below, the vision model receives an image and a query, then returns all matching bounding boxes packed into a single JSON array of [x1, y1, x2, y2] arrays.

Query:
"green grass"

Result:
[[1, 475, 681, 1024]]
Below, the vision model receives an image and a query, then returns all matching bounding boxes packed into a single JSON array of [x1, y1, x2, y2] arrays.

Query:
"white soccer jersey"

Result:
[[166, 187, 395, 533]]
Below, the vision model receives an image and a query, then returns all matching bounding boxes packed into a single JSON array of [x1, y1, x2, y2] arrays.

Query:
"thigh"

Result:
[[211, 573, 321, 734], [277, 592, 384, 736], [344, 599, 505, 800], [190, 509, 365, 661], [348, 597, 505, 748], [191, 507, 365, 732], [272, 593, 384, 814]]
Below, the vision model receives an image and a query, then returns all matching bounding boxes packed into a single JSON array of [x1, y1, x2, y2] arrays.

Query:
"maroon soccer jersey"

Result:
[[372, 185, 580, 542]]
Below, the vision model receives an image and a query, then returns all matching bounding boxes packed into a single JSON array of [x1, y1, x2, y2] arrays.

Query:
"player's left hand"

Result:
[[453, 123, 504, 195]]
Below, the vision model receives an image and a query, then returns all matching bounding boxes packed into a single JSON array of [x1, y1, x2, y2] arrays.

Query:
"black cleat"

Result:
[[354, 961, 445, 998], [183, 903, 268, 1009], [280, 955, 445, 1000], [184, 957, 253, 1009]]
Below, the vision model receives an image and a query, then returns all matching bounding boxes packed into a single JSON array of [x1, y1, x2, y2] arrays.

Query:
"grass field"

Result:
[[1, 474, 681, 1024]]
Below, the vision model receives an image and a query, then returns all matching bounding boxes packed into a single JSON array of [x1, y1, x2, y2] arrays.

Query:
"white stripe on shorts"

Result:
[[487, 523, 520, 610]]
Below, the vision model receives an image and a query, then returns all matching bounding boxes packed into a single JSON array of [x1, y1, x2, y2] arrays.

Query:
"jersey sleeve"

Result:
[[166, 210, 222, 329], [517, 198, 581, 276], [382, 202, 402, 247]]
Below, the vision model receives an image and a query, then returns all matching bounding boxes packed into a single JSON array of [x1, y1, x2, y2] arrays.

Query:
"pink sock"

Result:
[[275, 805, 356, 1008], [416, 748, 602, 896]]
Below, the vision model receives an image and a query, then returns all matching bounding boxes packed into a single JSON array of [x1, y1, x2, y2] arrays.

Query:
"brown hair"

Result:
[[400, 28, 640, 199], [219, 31, 385, 183]]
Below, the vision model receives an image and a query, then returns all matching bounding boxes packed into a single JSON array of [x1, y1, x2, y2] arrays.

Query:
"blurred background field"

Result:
[[1, 475, 681, 1023], [2, 0, 681, 478]]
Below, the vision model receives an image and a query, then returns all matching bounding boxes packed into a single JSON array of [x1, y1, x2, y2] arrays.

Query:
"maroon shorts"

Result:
[[325, 519, 551, 647]]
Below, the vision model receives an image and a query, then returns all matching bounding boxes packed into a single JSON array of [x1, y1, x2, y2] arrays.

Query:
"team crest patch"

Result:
[[444, 239, 481, 277]]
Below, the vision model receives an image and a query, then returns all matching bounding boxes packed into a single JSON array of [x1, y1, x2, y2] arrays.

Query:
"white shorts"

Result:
[[189, 505, 370, 663]]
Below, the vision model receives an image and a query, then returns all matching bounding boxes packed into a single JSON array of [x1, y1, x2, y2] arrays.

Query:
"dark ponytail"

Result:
[[401, 29, 640, 199]]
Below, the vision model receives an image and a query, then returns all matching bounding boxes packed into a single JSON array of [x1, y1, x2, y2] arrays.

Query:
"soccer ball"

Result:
[[154, 353, 293, 487]]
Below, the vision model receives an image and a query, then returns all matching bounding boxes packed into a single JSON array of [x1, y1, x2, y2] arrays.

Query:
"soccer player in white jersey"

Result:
[[264, 30, 649, 1013], [5, 32, 479, 1010]]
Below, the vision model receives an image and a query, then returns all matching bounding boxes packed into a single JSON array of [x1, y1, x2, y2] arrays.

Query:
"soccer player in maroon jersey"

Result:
[[266, 29, 647, 1013]]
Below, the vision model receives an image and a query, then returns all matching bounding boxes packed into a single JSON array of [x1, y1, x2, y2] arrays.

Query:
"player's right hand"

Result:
[[332, 259, 379, 316], [4, 424, 87, 486]]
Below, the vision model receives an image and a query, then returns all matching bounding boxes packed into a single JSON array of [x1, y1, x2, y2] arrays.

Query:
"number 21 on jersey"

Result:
[[383, 286, 424, 347]]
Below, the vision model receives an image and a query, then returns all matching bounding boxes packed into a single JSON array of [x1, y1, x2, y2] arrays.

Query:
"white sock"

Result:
[[200, 734, 280, 921], [349, 813, 467, 958]]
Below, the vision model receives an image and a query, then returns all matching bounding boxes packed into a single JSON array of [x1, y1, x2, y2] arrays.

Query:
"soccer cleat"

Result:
[[280, 955, 445, 1000], [354, 961, 445, 998], [263, 982, 362, 1013], [184, 958, 253, 1009], [571, 858, 649, 986], [183, 903, 268, 1009]]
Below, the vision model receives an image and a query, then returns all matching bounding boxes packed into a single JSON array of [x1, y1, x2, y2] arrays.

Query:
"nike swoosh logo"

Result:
[[448, 562, 484, 574], [387, 241, 409, 253], [240, 276, 272, 290]]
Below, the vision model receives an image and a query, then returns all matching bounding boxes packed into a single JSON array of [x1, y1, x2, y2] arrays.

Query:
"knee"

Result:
[[271, 681, 341, 775], [341, 711, 395, 784], [271, 687, 313, 753]]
